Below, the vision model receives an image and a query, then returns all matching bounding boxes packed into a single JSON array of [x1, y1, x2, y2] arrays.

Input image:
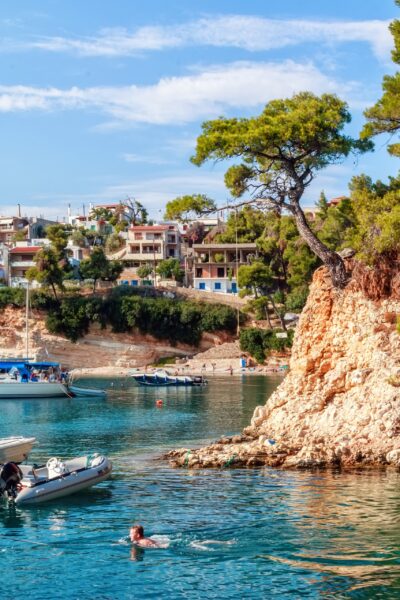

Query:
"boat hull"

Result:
[[68, 385, 107, 398], [0, 382, 69, 398], [0, 436, 36, 463], [15, 456, 112, 505]]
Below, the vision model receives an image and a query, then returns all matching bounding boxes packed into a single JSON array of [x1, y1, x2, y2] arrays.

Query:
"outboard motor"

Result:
[[0, 462, 23, 499]]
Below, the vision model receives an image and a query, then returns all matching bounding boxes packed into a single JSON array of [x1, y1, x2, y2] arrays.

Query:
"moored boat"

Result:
[[68, 384, 107, 398], [0, 436, 36, 463], [131, 369, 207, 387], [0, 360, 69, 398], [0, 453, 112, 505]]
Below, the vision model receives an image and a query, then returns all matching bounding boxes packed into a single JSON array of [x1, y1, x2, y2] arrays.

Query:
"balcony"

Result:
[[10, 260, 35, 268]]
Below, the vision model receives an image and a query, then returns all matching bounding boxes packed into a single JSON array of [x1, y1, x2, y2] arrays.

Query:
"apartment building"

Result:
[[8, 245, 41, 287], [0, 216, 29, 244], [192, 242, 258, 294], [118, 224, 181, 284]]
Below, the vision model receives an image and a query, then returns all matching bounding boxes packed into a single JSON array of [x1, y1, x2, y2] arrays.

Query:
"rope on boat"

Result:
[[222, 453, 238, 469]]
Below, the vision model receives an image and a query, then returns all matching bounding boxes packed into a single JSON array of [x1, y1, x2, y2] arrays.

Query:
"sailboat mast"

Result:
[[25, 281, 29, 359]]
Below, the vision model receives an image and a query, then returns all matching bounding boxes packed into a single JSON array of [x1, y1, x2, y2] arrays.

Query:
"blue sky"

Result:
[[0, 0, 398, 219]]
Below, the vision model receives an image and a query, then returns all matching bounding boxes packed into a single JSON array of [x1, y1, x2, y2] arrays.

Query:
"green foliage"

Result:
[[238, 262, 274, 297], [164, 194, 216, 222], [37, 285, 238, 344], [0, 287, 25, 309], [156, 258, 184, 282], [285, 287, 309, 311], [80, 247, 123, 290], [105, 232, 123, 253], [12, 230, 27, 242], [362, 8, 400, 156], [70, 229, 87, 248], [137, 264, 153, 279], [344, 174, 400, 262], [199, 303, 237, 332], [46, 297, 91, 343], [239, 328, 294, 364], [192, 93, 371, 199], [26, 247, 65, 299]]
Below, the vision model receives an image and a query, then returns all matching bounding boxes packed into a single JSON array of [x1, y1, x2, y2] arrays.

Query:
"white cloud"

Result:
[[0, 60, 353, 124], [24, 172, 227, 218], [121, 153, 172, 165], [30, 16, 392, 61]]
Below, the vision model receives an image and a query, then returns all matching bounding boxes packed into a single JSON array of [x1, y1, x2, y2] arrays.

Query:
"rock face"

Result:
[[0, 307, 232, 370], [167, 265, 400, 469]]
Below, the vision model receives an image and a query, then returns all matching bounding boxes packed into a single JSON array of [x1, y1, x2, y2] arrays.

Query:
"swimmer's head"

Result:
[[130, 524, 144, 541]]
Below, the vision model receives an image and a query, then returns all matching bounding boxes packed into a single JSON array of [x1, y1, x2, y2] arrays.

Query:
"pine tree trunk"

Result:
[[291, 203, 348, 288]]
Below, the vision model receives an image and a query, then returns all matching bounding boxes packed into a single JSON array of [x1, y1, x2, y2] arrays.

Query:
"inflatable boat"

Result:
[[0, 454, 112, 505]]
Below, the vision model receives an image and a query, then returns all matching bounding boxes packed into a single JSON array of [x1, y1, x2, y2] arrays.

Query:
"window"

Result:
[[130, 280, 138, 286], [214, 282, 221, 291], [217, 267, 225, 277], [169, 249, 175, 257], [199, 282, 206, 290], [196, 268, 203, 278], [134, 233, 143, 240]]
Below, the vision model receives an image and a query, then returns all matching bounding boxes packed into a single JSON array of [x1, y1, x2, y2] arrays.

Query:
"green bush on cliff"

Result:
[[0, 287, 25, 308], [239, 328, 294, 363], [46, 296, 91, 342], [44, 292, 237, 344]]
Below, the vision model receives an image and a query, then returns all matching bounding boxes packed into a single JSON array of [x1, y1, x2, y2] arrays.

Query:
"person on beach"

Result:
[[129, 525, 160, 548]]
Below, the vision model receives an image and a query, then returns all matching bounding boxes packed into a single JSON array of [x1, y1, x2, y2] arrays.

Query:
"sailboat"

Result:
[[0, 282, 69, 399]]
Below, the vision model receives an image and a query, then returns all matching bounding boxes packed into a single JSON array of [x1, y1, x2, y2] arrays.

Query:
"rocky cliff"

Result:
[[0, 307, 232, 370], [168, 264, 400, 469]]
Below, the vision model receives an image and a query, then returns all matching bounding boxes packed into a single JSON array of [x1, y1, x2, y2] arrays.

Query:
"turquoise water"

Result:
[[1, 376, 400, 599]]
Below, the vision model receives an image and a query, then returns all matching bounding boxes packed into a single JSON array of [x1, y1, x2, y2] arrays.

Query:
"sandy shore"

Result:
[[69, 358, 289, 380]]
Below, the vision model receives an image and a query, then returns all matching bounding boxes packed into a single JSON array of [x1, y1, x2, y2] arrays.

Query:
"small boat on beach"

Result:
[[0, 453, 112, 505], [0, 436, 36, 463], [131, 369, 207, 387]]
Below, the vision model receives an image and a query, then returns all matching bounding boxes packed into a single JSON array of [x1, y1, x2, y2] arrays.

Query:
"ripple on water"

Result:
[[1, 377, 400, 599]]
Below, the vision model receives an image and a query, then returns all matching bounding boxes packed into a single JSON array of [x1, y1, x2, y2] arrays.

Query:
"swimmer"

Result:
[[129, 525, 160, 548]]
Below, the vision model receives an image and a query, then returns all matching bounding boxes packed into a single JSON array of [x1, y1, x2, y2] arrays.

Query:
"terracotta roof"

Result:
[[10, 246, 41, 254], [130, 225, 169, 231], [95, 203, 120, 208]]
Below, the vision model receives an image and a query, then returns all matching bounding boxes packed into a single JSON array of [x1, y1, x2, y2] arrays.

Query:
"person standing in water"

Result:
[[129, 525, 160, 548]]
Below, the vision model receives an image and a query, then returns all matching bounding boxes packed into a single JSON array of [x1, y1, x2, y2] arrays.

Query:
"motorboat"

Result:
[[131, 369, 207, 387], [0, 436, 36, 463], [0, 453, 112, 505], [68, 384, 107, 398]]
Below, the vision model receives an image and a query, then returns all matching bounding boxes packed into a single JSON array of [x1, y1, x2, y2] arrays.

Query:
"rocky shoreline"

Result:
[[166, 264, 400, 470]]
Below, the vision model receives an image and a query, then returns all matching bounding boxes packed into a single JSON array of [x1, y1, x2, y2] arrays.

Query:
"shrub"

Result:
[[0, 287, 25, 309], [239, 328, 294, 364], [46, 297, 90, 342], [199, 303, 237, 332]]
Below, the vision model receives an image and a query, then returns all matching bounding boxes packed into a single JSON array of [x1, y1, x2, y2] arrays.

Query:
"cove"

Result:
[[1, 375, 400, 599]]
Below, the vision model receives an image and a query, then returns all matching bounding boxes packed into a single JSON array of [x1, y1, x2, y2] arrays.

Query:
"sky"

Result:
[[0, 0, 398, 219]]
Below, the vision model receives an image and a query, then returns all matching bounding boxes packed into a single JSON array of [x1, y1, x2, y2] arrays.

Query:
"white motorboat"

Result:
[[0, 436, 36, 463], [0, 454, 112, 505]]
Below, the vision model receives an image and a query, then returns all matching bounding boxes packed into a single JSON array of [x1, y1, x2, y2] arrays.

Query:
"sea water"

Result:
[[1, 375, 400, 599]]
